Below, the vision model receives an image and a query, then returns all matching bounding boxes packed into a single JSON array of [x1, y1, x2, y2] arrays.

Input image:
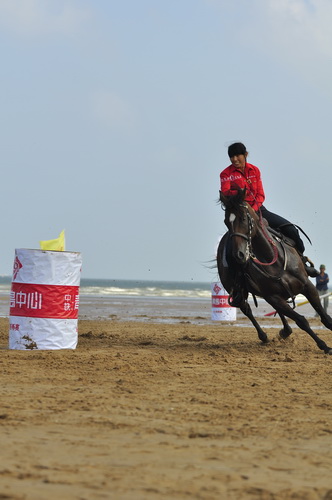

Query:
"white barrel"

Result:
[[211, 282, 236, 321], [9, 249, 82, 350]]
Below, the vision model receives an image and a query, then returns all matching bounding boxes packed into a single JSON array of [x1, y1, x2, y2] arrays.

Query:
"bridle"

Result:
[[229, 203, 279, 266]]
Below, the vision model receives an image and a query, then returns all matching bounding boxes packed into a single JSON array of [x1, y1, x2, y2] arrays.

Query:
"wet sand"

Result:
[[1, 312, 332, 499], [77, 294, 322, 324]]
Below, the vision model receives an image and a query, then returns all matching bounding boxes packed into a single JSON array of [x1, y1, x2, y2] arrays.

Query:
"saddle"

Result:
[[224, 222, 297, 308], [266, 226, 296, 248], [221, 224, 295, 271]]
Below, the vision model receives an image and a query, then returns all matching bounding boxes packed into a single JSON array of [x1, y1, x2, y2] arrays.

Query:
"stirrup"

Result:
[[303, 255, 315, 267]]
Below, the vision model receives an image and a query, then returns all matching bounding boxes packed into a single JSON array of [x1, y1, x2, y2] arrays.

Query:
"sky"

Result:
[[0, 0, 331, 282]]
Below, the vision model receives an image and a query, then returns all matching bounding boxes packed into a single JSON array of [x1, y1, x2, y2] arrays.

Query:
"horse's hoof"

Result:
[[325, 348, 332, 355], [279, 329, 292, 340]]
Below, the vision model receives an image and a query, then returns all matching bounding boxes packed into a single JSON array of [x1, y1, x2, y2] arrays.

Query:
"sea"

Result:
[[77, 278, 214, 323], [0, 276, 326, 324]]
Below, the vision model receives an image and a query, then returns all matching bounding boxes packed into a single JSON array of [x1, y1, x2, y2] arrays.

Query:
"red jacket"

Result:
[[220, 162, 265, 211]]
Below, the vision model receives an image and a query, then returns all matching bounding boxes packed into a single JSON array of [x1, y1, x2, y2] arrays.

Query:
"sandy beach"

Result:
[[1, 308, 332, 499]]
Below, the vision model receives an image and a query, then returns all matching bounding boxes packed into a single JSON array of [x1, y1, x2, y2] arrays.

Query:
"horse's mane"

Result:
[[219, 188, 247, 211]]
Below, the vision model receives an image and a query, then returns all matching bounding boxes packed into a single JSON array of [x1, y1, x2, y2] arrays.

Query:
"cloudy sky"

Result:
[[0, 0, 331, 281]]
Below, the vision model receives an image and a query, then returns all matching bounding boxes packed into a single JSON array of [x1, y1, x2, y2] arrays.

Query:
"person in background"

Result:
[[316, 265, 329, 313]]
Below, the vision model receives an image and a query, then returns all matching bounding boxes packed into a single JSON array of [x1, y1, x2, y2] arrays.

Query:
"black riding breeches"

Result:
[[259, 205, 305, 254]]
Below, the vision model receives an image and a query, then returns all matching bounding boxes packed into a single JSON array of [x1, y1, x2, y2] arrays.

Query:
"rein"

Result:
[[252, 210, 279, 266]]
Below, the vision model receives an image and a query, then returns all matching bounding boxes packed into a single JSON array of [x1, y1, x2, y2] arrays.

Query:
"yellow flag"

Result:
[[40, 230, 65, 251]]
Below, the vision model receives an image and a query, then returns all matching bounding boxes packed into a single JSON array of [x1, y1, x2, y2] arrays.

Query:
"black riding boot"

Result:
[[301, 255, 320, 278]]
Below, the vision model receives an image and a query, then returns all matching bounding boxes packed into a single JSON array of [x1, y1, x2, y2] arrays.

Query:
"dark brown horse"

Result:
[[217, 189, 332, 354]]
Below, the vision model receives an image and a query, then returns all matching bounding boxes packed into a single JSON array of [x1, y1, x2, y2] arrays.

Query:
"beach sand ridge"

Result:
[[0, 317, 332, 499]]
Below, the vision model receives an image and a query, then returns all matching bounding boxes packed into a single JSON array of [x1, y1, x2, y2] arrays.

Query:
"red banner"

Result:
[[211, 295, 229, 308], [10, 283, 80, 319]]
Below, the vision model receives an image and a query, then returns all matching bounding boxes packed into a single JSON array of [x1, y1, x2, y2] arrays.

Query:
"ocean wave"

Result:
[[79, 285, 211, 299], [0, 279, 212, 299]]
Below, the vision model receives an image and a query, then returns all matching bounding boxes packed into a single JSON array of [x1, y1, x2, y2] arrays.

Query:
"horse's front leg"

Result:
[[239, 300, 269, 344], [268, 296, 332, 355]]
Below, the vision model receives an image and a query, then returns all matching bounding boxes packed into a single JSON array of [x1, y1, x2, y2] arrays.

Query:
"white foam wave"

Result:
[[79, 285, 210, 299]]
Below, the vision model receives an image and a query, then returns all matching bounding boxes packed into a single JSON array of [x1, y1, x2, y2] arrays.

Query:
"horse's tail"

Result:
[[294, 225, 312, 245]]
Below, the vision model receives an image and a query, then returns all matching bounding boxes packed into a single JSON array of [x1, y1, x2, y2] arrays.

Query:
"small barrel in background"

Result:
[[9, 249, 82, 350], [211, 282, 236, 321]]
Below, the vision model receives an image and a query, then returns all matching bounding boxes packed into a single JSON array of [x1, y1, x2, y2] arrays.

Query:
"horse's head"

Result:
[[220, 188, 258, 264]]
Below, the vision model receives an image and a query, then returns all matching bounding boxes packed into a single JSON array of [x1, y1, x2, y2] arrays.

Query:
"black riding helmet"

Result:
[[228, 142, 247, 158]]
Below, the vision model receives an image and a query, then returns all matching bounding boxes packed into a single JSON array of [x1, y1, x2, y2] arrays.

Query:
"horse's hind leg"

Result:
[[278, 313, 292, 339], [303, 281, 332, 330], [240, 300, 269, 344], [269, 296, 332, 354]]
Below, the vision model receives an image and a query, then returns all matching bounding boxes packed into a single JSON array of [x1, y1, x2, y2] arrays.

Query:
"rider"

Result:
[[219, 142, 319, 305]]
